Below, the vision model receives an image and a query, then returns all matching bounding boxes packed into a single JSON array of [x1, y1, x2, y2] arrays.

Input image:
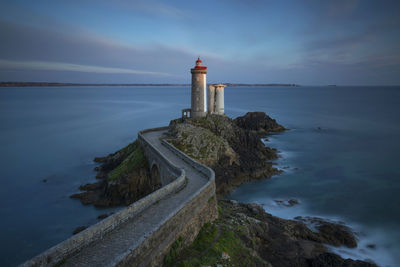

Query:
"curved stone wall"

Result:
[[22, 128, 186, 267], [117, 135, 217, 266], [22, 126, 217, 267], [138, 127, 181, 186]]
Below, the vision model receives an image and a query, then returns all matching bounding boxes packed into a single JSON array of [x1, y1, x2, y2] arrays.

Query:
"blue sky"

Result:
[[0, 0, 399, 85]]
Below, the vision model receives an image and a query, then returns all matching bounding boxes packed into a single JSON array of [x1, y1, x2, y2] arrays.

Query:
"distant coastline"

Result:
[[0, 82, 300, 87]]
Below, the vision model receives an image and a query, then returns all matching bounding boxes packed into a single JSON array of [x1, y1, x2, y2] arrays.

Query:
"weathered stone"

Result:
[[71, 140, 161, 207], [167, 114, 281, 194], [23, 128, 216, 267], [217, 199, 376, 267], [234, 111, 285, 133]]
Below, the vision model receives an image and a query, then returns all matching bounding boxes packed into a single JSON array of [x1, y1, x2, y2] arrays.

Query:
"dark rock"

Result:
[[274, 199, 300, 207], [71, 140, 160, 207], [294, 216, 357, 248], [73, 226, 87, 235], [215, 199, 377, 267], [42, 179, 47, 183], [309, 252, 377, 267], [98, 213, 113, 220], [246, 202, 265, 215], [70, 191, 100, 205], [79, 181, 104, 191], [366, 244, 376, 249], [234, 112, 285, 134], [316, 221, 357, 248], [94, 156, 107, 163]]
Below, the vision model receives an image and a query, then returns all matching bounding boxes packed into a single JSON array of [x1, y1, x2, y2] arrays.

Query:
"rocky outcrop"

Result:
[[167, 122, 238, 167], [167, 113, 281, 194], [71, 141, 161, 207], [167, 199, 377, 267], [164, 112, 377, 266], [234, 111, 285, 134], [69, 111, 376, 266]]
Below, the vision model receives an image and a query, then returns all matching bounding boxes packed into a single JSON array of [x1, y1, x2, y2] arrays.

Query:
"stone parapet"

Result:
[[22, 126, 217, 267], [21, 127, 185, 267]]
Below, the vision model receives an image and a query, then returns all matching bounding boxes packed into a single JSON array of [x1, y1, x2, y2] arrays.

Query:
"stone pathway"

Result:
[[63, 130, 208, 266]]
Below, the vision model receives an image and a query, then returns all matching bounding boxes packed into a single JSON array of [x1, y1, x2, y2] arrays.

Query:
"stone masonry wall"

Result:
[[116, 132, 219, 266], [22, 126, 217, 267], [117, 179, 218, 267]]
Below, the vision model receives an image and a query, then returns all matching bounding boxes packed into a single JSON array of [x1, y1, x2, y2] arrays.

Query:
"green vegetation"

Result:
[[164, 237, 184, 266], [172, 142, 197, 159], [164, 222, 264, 267], [172, 130, 228, 162], [196, 117, 213, 129], [108, 144, 149, 181], [117, 140, 139, 156]]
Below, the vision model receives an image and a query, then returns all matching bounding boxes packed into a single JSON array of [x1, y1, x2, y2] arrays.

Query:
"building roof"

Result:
[[194, 57, 207, 69]]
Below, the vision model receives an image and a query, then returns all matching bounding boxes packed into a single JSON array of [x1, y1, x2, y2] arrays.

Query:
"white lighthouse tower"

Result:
[[190, 57, 207, 118]]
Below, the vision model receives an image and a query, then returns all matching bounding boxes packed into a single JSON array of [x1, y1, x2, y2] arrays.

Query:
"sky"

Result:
[[0, 0, 399, 85]]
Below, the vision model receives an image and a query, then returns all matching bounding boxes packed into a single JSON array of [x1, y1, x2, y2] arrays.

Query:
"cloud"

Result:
[[0, 1, 399, 86], [0, 19, 195, 76], [327, 0, 360, 18], [0, 59, 173, 76], [113, 0, 188, 19]]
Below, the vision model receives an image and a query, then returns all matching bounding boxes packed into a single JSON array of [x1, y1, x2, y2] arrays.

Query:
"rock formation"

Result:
[[164, 112, 376, 266], [71, 111, 377, 266], [167, 113, 284, 194], [71, 141, 161, 206], [166, 199, 377, 266], [234, 111, 286, 134]]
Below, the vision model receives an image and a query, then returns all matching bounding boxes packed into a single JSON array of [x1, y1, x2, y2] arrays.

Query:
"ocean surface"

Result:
[[0, 86, 399, 266]]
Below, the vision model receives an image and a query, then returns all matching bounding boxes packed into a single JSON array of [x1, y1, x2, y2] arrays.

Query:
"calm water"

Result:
[[0, 86, 399, 266]]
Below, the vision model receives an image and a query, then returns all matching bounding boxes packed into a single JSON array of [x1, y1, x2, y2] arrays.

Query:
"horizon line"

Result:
[[1, 82, 400, 87]]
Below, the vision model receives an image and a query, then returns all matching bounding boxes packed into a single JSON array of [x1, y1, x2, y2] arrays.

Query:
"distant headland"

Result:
[[0, 82, 300, 87]]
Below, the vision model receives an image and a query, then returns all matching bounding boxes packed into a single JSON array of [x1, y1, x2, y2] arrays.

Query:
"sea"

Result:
[[0, 86, 399, 266]]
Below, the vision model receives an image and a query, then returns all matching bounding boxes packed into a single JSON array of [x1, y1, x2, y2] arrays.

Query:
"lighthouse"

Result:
[[208, 84, 226, 115], [190, 57, 207, 118], [181, 58, 226, 120]]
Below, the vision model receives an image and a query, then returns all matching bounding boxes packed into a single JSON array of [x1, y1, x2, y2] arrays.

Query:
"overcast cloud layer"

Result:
[[0, 0, 399, 85]]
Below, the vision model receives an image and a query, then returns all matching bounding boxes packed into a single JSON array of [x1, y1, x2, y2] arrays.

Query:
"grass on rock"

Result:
[[164, 221, 264, 267], [108, 142, 149, 181]]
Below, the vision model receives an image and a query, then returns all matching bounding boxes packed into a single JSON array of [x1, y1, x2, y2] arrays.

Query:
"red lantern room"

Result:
[[195, 57, 207, 69]]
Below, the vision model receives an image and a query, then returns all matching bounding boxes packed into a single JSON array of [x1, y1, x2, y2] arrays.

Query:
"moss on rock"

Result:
[[168, 122, 238, 167], [108, 145, 149, 181], [167, 113, 281, 194], [71, 140, 159, 207], [164, 222, 267, 267], [164, 199, 376, 267]]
